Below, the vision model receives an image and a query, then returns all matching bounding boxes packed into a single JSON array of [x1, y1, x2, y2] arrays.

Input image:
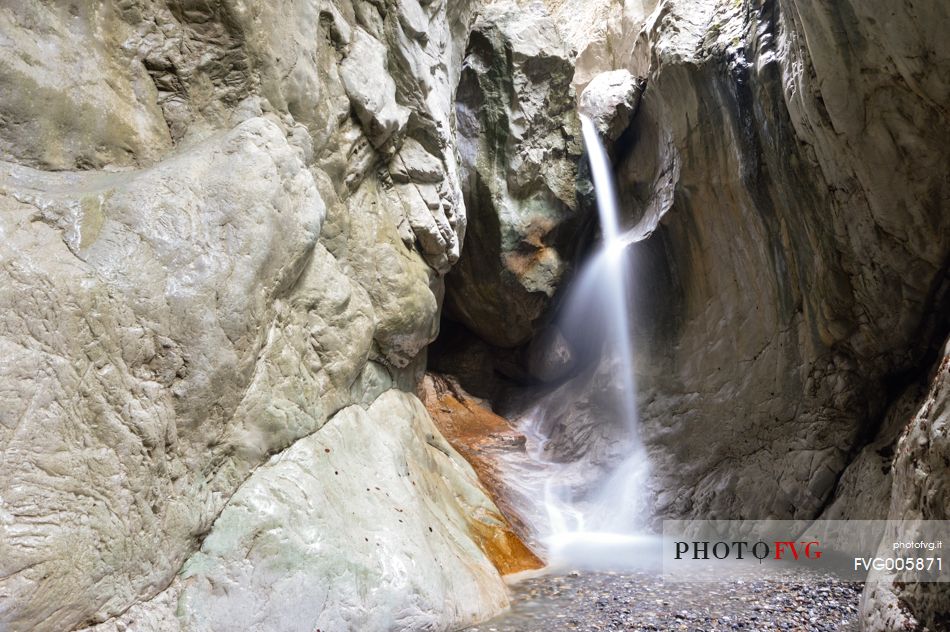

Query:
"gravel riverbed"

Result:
[[467, 570, 862, 631]]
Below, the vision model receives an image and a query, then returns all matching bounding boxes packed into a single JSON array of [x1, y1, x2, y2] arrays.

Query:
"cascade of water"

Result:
[[579, 115, 639, 436], [516, 115, 656, 569]]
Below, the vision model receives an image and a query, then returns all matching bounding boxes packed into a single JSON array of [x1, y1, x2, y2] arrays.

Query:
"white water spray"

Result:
[[523, 115, 658, 570]]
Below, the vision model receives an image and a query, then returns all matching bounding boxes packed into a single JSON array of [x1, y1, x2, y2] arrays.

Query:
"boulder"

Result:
[[176, 391, 510, 632], [579, 69, 645, 141]]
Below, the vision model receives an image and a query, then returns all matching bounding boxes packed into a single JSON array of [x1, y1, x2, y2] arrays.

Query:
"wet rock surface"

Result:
[[421, 373, 544, 575], [468, 571, 862, 632], [176, 390, 511, 632]]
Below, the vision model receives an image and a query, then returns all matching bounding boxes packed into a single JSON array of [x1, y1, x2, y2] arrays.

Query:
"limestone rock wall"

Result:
[[555, 0, 950, 626], [0, 1, 532, 630], [0, 117, 323, 631]]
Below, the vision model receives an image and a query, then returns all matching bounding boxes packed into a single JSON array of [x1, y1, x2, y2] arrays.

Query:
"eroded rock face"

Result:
[[861, 338, 950, 631], [0, 2, 172, 169], [445, 2, 586, 348], [0, 0, 525, 629], [0, 118, 322, 631]]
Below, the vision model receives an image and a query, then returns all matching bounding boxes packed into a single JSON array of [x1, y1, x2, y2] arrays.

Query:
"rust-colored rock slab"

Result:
[[421, 373, 544, 574]]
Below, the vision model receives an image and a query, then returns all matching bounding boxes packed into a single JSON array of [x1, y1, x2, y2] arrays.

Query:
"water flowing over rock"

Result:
[[556, 0, 950, 625], [623, 0, 948, 522], [421, 373, 544, 571]]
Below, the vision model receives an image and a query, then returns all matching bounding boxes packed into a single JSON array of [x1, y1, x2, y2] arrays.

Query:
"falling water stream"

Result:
[[471, 115, 868, 629], [581, 115, 640, 438], [515, 115, 659, 571]]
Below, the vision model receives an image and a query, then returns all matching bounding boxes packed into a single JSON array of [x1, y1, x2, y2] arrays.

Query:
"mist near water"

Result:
[[510, 116, 658, 572]]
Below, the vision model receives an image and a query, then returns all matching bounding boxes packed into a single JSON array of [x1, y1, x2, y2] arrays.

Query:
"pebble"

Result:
[[466, 569, 861, 631]]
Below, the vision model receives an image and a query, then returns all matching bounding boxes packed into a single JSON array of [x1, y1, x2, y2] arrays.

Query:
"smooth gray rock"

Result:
[[390, 138, 445, 184], [579, 69, 645, 141], [527, 325, 578, 383], [340, 28, 411, 152], [818, 381, 928, 522], [176, 391, 509, 632], [396, 0, 430, 42]]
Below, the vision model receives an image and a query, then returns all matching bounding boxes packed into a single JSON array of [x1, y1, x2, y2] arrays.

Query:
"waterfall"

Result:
[[579, 115, 639, 437], [514, 115, 657, 570]]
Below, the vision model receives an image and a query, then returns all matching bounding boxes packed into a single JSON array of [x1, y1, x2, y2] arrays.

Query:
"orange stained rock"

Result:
[[420, 373, 544, 575]]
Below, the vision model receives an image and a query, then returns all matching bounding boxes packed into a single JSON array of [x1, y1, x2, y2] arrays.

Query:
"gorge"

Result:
[[0, 0, 948, 631]]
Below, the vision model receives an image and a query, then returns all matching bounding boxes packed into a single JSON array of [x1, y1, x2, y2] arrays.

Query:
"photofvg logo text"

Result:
[[674, 540, 822, 561], [661, 520, 950, 582]]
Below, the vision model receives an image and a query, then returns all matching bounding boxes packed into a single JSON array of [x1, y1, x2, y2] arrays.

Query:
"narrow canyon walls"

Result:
[[561, 0, 949, 626], [1, 0, 948, 630]]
